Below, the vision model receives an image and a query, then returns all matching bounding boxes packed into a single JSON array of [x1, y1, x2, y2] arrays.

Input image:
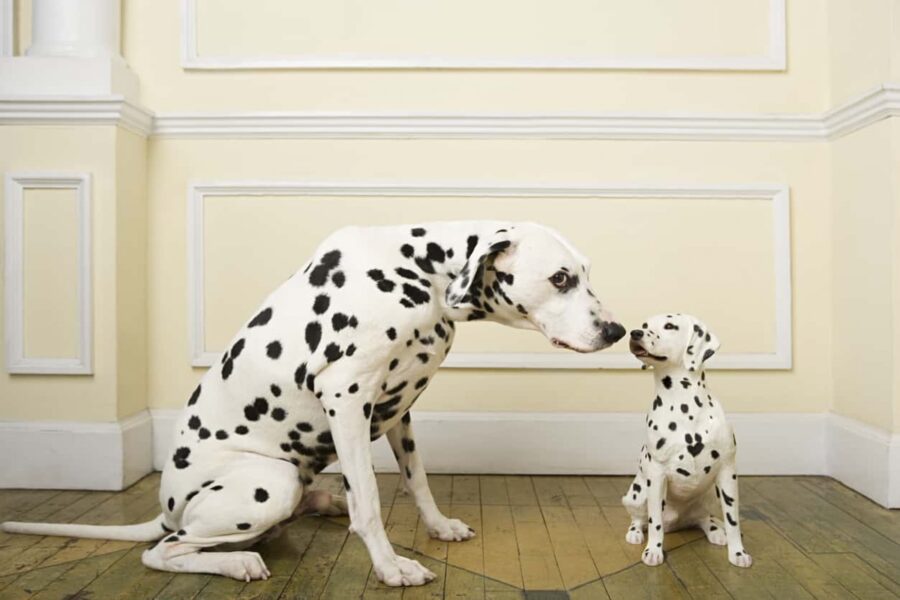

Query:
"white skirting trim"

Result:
[[150, 410, 826, 476], [0, 410, 153, 491], [7, 409, 895, 507], [827, 414, 900, 509]]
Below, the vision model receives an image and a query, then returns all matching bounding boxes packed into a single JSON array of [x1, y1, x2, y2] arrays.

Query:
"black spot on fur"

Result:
[[305, 322, 322, 353], [652, 396, 663, 410], [294, 363, 307, 389], [662, 376, 672, 389], [656, 438, 666, 450], [411, 227, 426, 237], [726, 513, 737, 526], [237, 523, 252, 531], [414, 257, 435, 274], [198, 428, 210, 440], [668, 422, 677, 431], [231, 338, 245, 359], [426, 242, 446, 263], [332, 313, 350, 331], [271, 407, 286, 421], [188, 385, 201, 406], [216, 429, 228, 440], [400, 244, 414, 258], [312, 294, 330, 315], [254, 488, 269, 503], [235, 425, 249, 435], [186, 490, 199, 502], [377, 279, 396, 292], [266, 341, 282, 359], [167, 497, 175, 511], [386, 328, 397, 341], [363, 403, 372, 419], [402, 283, 430, 305], [248, 307, 272, 328], [271, 384, 281, 397], [402, 438, 416, 453], [395, 267, 418, 279], [324, 343, 343, 363], [466, 235, 479, 258], [188, 415, 201, 430], [348, 383, 359, 394], [173, 447, 191, 469], [309, 250, 341, 287], [221, 359, 233, 380], [676, 468, 691, 476], [345, 343, 356, 356], [367, 269, 384, 281], [332, 271, 345, 287]]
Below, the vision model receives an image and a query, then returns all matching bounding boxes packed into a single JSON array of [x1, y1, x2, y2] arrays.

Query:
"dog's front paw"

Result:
[[217, 551, 271, 581], [426, 517, 476, 542], [625, 527, 644, 545], [642, 545, 665, 566], [375, 555, 437, 586], [703, 519, 727, 546], [729, 549, 753, 568]]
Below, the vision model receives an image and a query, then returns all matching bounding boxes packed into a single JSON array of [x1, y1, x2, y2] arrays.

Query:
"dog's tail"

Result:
[[1, 513, 167, 542]]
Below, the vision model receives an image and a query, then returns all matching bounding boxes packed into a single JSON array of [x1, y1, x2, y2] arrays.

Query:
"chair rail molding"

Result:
[[187, 181, 791, 370], [180, 0, 785, 71], [4, 173, 93, 374]]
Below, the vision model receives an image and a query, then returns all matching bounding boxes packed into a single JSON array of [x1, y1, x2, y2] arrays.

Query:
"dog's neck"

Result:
[[650, 364, 707, 395]]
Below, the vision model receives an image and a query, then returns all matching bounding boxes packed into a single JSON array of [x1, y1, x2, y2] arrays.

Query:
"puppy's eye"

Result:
[[549, 271, 570, 289], [664, 323, 679, 330], [642, 322, 648, 329]]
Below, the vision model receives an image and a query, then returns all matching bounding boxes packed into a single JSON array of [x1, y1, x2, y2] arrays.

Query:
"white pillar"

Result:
[[27, 0, 121, 59]]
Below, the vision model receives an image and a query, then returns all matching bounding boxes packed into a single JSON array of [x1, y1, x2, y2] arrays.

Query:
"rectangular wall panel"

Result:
[[189, 182, 791, 370], [4, 173, 92, 374], [184, 0, 785, 70]]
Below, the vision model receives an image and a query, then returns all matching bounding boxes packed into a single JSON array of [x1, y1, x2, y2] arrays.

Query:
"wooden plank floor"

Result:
[[0, 475, 897, 599]]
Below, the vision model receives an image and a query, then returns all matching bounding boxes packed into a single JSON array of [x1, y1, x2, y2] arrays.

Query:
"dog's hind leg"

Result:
[[387, 413, 474, 542], [622, 447, 650, 544], [142, 456, 302, 580]]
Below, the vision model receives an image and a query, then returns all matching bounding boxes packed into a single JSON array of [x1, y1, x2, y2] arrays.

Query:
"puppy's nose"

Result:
[[630, 329, 644, 340], [601, 322, 626, 344]]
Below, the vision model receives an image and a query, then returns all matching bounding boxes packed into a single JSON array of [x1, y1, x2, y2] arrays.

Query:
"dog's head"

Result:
[[629, 314, 720, 371], [444, 222, 625, 352]]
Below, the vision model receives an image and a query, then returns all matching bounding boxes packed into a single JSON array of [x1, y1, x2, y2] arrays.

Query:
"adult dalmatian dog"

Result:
[[623, 314, 752, 568], [3, 221, 626, 586]]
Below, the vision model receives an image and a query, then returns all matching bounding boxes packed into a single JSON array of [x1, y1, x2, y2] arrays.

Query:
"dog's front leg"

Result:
[[387, 415, 475, 542], [327, 400, 436, 586], [715, 462, 753, 568], [642, 462, 667, 566]]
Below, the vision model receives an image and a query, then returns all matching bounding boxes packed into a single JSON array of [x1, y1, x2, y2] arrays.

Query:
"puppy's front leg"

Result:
[[642, 462, 667, 566], [327, 398, 436, 586], [715, 461, 753, 568], [387, 414, 475, 542]]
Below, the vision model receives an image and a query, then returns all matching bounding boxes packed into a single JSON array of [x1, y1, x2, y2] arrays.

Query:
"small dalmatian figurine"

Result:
[[622, 314, 752, 568]]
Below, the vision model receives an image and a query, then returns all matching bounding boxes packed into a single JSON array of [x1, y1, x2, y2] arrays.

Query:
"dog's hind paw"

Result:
[[427, 517, 476, 542], [729, 549, 753, 568], [219, 551, 271, 581]]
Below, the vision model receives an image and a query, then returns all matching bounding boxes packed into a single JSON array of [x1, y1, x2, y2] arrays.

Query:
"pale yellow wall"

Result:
[[147, 138, 831, 414], [21, 188, 80, 359], [114, 129, 148, 419], [827, 0, 896, 104], [0, 127, 118, 421], [831, 122, 895, 430], [122, 0, 829, 113]]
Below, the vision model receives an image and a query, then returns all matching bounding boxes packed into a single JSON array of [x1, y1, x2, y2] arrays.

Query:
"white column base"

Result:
[[0, 56, 138, 100], [0, 411, 153, 490]]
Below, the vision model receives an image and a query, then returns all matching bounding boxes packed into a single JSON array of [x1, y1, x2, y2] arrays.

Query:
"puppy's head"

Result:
[[629, 314, 720, 371], [445, 222, 625, 352]]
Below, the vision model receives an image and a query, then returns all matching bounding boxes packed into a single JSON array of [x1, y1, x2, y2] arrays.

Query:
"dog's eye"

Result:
[[549, 271, 570, 289], [664, 323, 678, 330]]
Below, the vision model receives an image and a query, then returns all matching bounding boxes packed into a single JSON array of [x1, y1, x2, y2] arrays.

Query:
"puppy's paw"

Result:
[[625, 526, 644, 545], [426, 517, 475, 542], [703, 518, 727, 546], [375, 555, 437, 586], [641, 545, 665, 566], [729, 549, 753, 568]]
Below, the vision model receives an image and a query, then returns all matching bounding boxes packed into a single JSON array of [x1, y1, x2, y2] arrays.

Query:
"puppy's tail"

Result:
[[1, 513, 167, 542]]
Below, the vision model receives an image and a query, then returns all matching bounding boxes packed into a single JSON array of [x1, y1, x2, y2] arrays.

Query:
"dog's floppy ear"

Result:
[[683, 318, 720, 371], [445, 229, 513, 309]]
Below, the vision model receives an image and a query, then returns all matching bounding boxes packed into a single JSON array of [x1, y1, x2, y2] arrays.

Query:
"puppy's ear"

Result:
[[683, 318, 720, 371], [445, 230, 513, 309]]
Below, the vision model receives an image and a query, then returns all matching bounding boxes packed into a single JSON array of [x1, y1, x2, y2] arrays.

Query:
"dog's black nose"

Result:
[[630, 329, 644, 340], [601, 322, 626, 344]]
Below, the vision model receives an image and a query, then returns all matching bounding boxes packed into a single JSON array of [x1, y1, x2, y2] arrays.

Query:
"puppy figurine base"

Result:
[[622, 314, 752, 568]]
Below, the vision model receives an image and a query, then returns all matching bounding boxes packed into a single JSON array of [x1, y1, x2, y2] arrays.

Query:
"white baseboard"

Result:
[[827, 414, 900, 508], [151, 409, 825, 477], [0, 410, 153, 490], [10, 409, 894, 508]]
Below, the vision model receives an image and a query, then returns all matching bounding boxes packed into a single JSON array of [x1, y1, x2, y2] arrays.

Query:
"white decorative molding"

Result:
[[0, 410, 154, 490], [188, 182, 791, 370], [4, 173, 93, 375], [828, 414, 900, 509], [0, 84, 896, 142], [0, 0, 12, 57], [181, 0, 786, 71], [150, 409, 825, 478], [0, 96, 153, 136]]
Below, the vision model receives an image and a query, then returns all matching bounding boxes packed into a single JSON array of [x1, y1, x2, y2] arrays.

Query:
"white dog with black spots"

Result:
[[3, 221, 626, 586], [622, 313, 752, 568]]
